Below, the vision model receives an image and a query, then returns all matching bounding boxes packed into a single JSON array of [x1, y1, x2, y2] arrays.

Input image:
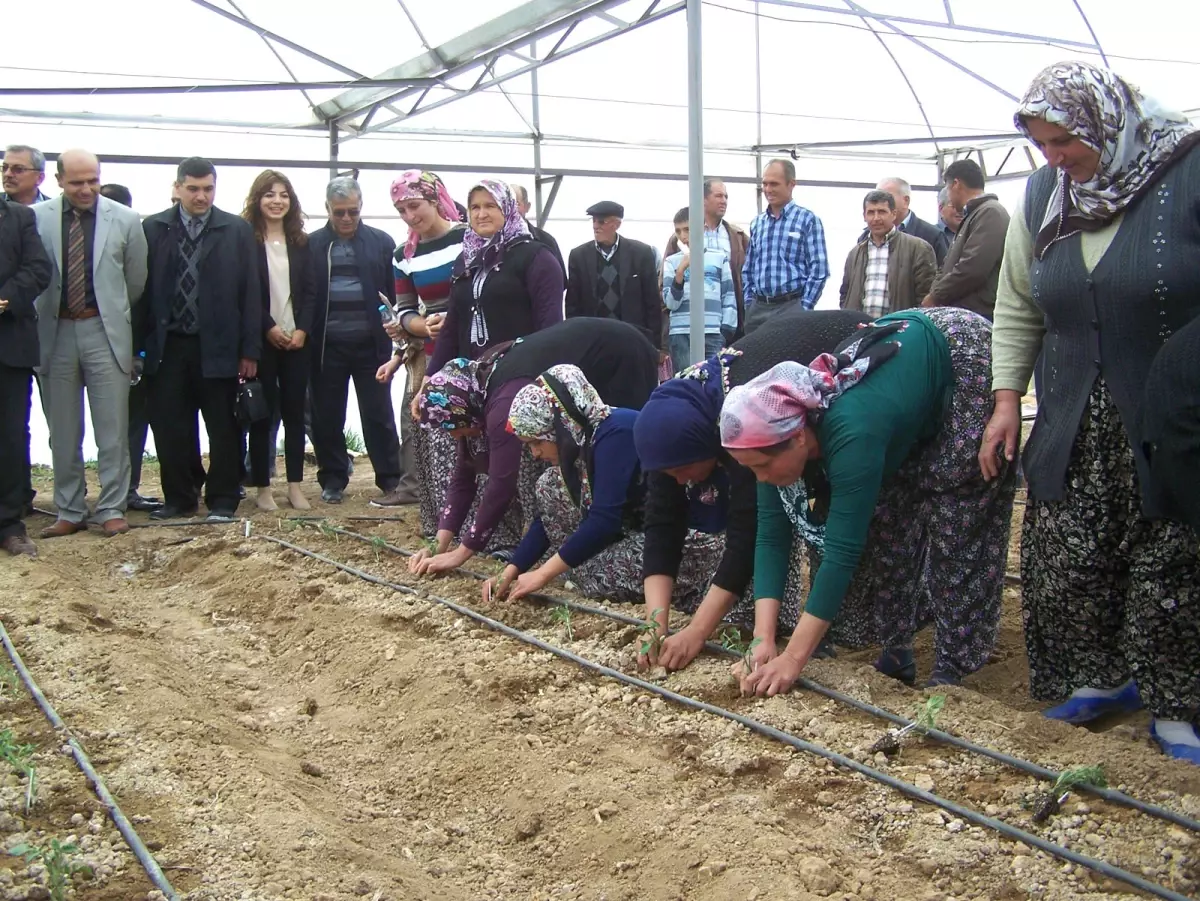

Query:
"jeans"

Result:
[[668, 332, 724, 376]]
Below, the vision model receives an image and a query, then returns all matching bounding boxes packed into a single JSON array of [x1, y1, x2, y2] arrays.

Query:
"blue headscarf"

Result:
[[634, 357, 727, 471]]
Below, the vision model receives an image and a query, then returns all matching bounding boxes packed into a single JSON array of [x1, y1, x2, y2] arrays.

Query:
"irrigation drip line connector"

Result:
[[0, 619, 180, 900], [259, 533, 1193, 901], [320, 525, 1200, 835]]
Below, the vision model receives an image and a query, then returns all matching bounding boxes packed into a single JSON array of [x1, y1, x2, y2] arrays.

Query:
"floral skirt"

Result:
[[808, 307, 1016, 677], [1022, 379, 1200, 721], [535, 468, 717, 613]]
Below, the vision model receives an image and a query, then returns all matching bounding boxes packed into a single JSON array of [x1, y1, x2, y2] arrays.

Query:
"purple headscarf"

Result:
[[390, 169, 461, 261], [460, 180, 531, 277]]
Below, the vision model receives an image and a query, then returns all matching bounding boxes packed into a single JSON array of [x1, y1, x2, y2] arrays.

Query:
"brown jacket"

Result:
[[839, 229, 935, 315], [929, 193, 1009, 318], [665, 219, 750, 334]]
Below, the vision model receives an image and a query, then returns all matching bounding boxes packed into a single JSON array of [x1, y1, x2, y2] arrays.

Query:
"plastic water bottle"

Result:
[[130, 351, 146, 386], [378, 303, 401, 328]]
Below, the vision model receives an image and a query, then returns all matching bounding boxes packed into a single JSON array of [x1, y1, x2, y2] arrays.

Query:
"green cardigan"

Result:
[[753, 310, 952, 621]]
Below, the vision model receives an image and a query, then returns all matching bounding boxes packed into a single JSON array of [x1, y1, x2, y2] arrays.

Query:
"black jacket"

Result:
[[565, 236, 662, 349], [0, 199, 53, 369], [139, 205, 262, 379], [860, 211, 948, 267], [257, 240, 317, 336], [308, 221, 397, 371], [528, 222, 566, 279]]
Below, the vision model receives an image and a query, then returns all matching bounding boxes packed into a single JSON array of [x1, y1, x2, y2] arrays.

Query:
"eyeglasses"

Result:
[[1, 164, 42, 176], [330, 208, 361, 219]]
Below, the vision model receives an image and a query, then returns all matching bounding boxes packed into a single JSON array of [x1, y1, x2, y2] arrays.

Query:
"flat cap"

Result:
[[586, 200, 624, 219]]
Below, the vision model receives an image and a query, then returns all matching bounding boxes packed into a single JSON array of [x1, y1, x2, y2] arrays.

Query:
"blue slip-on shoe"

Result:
[[874, 647, 916, 687], [1152, 721, 1200, 766], [1043, 681, 1142, 725], [925, 670, 961, 688]]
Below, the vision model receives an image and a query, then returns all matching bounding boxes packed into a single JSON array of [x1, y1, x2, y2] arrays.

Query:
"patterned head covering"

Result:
[[416, 358, 486, 432], [508, 365, 612, 506], [1015, 61, 1198, 257], [460, 180, 531, 274], [390, 170, 461, 260]]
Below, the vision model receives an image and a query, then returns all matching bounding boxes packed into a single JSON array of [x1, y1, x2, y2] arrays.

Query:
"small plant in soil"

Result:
[[9, 839, 93, 901], [1030, 765, 1107, 824], [719, 628, 764, 676], [0, 728, 36, 812], [869, 695, 946, 758], [317, 522, 340, 543], [550, 603, 574, 641], [369, 536, 388, 562], [0, 659, 21, 700], [638, 609, 666, 659]]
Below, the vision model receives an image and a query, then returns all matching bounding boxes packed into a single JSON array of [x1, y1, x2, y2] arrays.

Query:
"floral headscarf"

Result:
[[391, 170, 461, 261], [416, 358, 485, 432], [460, 179, 531, 275], [1015, 61, 1199, 258], [508, 365, 612, 507]]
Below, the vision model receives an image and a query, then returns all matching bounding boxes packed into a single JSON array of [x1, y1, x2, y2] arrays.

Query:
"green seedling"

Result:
[[0, 729, 37, 812], [869, 694, 947, 758], [422, 537, 439, 554], [0, 660, 21, 701], [550, 603, 574, 641], [317, 521, 340, 543], [343, 428, 366, 454], [369, 536, 388, 563], [638, 609, 667, 659], [9, 839, 93, 901], [1031, 765, 1107, 824], [718, 628, 763, 674]]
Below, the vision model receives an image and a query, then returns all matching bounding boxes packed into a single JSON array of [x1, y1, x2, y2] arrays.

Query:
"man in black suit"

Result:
[[0, 196, 52, 556], [512, 184, 565, 279], [874, 177, 949, 267], [137, 158, 261, 522], [565, 200, 661, 351]]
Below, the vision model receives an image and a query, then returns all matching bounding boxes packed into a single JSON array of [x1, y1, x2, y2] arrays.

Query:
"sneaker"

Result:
[[321, 488, 344, 505], [369, 488, 418, 508], [206, 508, 237, 523], [1044, 681, 1142, 725]]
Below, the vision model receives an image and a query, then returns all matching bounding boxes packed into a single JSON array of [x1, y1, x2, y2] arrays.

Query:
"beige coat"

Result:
[[839, 229, 935, 315]]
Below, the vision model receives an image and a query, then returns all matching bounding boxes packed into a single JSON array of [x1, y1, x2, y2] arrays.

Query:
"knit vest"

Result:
[[1021, 148, 1200, 515]]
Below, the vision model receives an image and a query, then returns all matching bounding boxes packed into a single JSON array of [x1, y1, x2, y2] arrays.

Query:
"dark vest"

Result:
[[449, 239, 540, 356], [1021, 149, 1200, 516]]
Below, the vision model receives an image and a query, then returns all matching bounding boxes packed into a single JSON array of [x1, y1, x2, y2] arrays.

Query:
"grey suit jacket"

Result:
[[32, 194, 149, 374]]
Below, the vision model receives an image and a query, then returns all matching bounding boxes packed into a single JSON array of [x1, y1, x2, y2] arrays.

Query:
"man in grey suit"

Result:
[[32, 150, 148, 538]]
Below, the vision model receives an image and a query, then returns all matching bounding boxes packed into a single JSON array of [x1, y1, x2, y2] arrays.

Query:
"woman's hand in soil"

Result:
[[657, 625, 706, 672], [730, 637, 779, 688], [483, 565, 518, 602], [508, 569, 549, 602], [411, 544, 472, 576], [741, 649, 806, 697]]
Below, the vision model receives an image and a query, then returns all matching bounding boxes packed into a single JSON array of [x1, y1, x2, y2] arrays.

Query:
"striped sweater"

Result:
[[394, 225, 465, 351]]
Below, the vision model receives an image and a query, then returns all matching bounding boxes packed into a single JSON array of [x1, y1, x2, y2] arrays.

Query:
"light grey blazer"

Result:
[[32, 194, 149, 374]]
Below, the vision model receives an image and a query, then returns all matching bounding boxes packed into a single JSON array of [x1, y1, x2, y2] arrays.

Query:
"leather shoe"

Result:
[[127, 492, 162, 511], [2, 535, 36, 558], [40, 520, 87, 539], [321, 488, 344, 505], [100, 518, 131, 537], [150, 504, 199, 521]]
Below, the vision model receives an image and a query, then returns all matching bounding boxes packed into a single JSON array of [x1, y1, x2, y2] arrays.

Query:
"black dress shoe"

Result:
[[237, 486, 247, 499], [127, 493, 163, 512], [150, 504, 199, 521], [321, 488, 344, 505]]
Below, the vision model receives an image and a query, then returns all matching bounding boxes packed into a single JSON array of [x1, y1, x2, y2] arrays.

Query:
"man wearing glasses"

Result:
[[1, 146, 51, 207], [308, 177, 407, 507], [136, 158, 260, 522]]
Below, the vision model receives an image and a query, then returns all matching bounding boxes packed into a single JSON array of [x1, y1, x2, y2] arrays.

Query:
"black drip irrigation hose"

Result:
[[128, 519, 240, 530], [0, 620, 180, 900], [258, 533, 1192, 901], [322, 524, 1200, 835]]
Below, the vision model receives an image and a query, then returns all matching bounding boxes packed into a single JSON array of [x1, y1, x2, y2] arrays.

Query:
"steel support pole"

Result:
[[328, 120, 339, 180], [754, 0, 764, 215], [686, 0, 705, 364], [531, 39, 546, 226]]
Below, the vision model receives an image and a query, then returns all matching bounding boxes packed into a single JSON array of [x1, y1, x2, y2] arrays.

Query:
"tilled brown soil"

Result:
[[0, 463, 1197, 901]]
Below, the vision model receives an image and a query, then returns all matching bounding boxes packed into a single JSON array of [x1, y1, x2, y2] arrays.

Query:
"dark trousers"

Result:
[[128, 377, 151, 493], [250, 343, 309, 485], [148, 334, 240, 512], [311, 338, 401, 493], [21, 373, 46, 508], [0, 364, 32, 540]]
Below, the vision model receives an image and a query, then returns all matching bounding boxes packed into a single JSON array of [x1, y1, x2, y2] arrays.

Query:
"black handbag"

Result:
[[236, 378, 270, 428]]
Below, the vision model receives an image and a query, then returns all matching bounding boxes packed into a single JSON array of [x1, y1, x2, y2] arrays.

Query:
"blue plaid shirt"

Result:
[[742, 201, 829, 309]]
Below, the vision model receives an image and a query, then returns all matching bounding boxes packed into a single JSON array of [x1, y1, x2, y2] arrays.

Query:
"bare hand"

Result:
[[407, 547, 431, 574], [742, 650, 806, 697], [657, 625, 707, 672], [0, 298, 9, 314], [266, 325, 290, 350], [426, 313, 445, 339], [383, 321, 404, 342], [376, 358, 400, 384], [677, 253, 690, 274], [410, 390, 422, 422], [239, 358, 258, 380], [920, 294, 937, 308], [484, 565, 518, 603], [289, 329, 307, 350], [730, 637, 779, 688], [411, 547, 469, 576], [509, 570, 548, 602], [979, 396, 1021, 482]]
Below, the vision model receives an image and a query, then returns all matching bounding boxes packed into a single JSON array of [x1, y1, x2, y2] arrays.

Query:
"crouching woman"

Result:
[[486, 364, 720, 604], [723, 308, 1016, 695]]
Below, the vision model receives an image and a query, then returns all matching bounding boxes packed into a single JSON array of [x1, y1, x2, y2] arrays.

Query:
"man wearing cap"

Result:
[[565, 201, 661, 350]]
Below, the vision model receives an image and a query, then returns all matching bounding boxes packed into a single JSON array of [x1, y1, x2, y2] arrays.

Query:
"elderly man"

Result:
[[741, 159, 829, 334], [512, 184, 565, 278], [840, 190, 935, 317], [874, 176, 948, 266], [923, 160, 1009, 320], [664, 178, 750, 337], [0, 194, 52, 556], [32, 151, 148, 539], [936, 186, 963, 246], [1, 146, 51, 207], [308, 176, 409, 507], [565, 200, 661, 349], [138, 158, 260, 522]]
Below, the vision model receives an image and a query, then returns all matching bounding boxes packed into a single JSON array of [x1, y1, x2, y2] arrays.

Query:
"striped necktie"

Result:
[[65, 209, 87, 317]]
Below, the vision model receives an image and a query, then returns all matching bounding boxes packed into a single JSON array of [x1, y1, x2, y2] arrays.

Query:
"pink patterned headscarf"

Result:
[[390, 169, 460, 260]]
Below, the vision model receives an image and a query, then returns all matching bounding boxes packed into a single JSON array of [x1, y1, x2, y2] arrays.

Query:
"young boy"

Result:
[[661, 208, 737, 374]]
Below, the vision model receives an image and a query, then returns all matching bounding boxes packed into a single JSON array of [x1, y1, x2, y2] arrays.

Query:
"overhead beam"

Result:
[[0, 79, 441, 97]]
